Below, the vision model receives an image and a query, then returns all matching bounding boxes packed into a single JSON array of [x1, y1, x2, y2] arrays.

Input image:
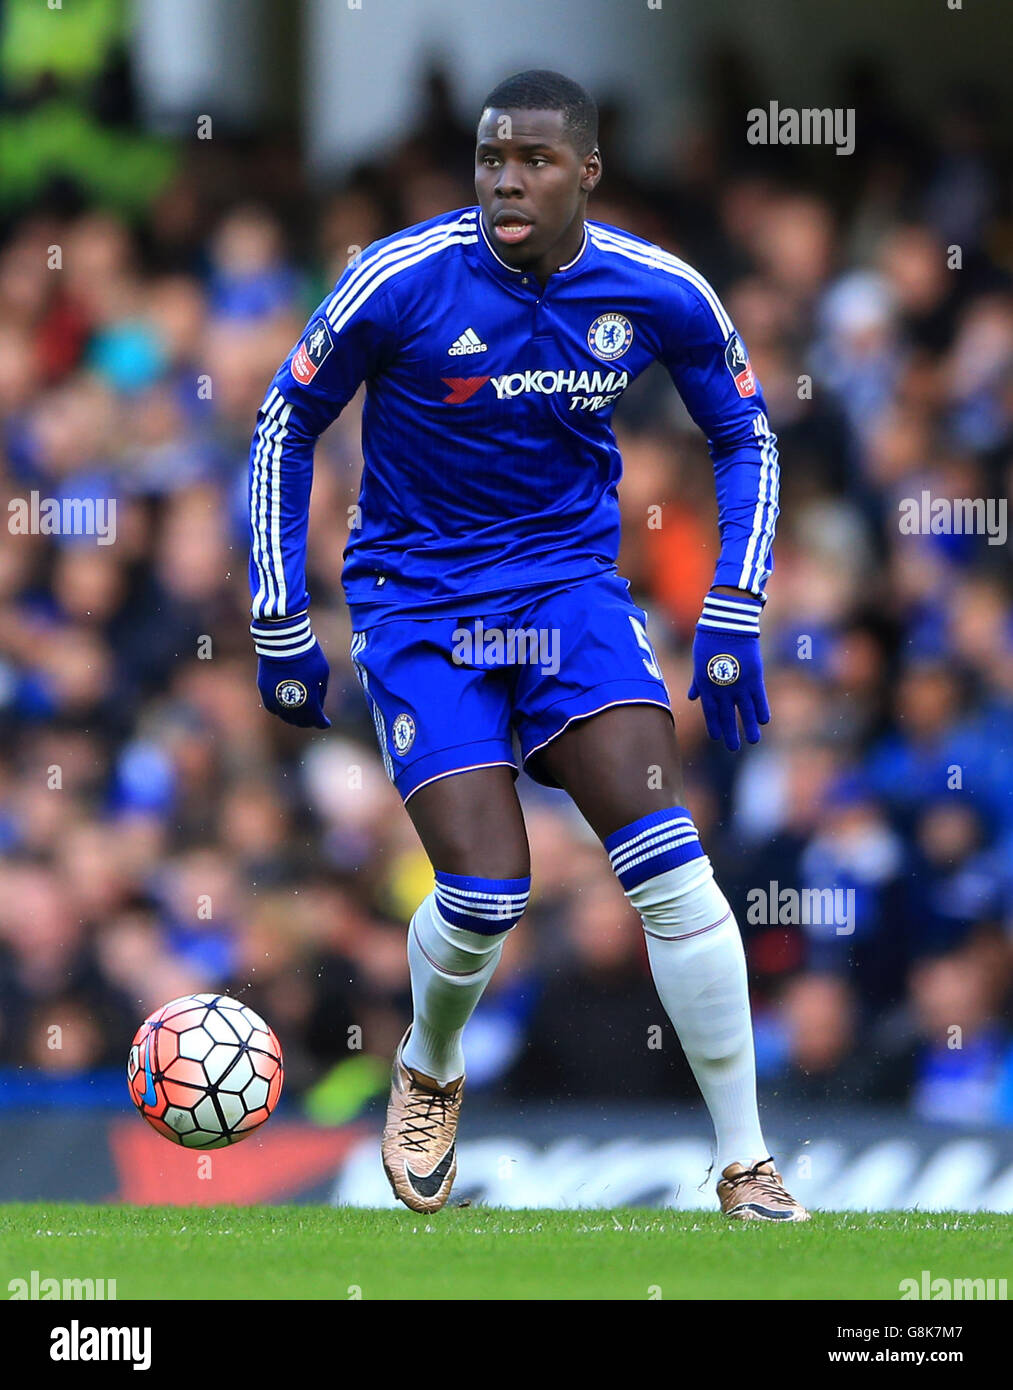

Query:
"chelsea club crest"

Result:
[[392, 712, 416, 754], [706, 654, 741, 686], [587, 312, 634, 361], [275, 679, 307, 707]]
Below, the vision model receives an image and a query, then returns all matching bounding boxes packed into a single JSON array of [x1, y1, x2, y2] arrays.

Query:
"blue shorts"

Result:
[[349, 572, 671, 802]]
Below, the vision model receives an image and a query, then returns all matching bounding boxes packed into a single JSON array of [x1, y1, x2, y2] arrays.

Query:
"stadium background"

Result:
[[0, 0, 1011, 1208]]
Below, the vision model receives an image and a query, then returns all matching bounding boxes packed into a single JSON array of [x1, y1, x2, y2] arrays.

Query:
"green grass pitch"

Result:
[[1, 1205, 1009, 1299]]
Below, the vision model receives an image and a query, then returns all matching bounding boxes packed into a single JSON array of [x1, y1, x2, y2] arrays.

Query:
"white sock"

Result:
[[400, 890, 512, 1085], [628, 856, 768, 1172]]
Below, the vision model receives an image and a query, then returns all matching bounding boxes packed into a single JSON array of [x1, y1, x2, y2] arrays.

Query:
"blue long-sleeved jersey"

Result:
[[248, 206, 779, 628]]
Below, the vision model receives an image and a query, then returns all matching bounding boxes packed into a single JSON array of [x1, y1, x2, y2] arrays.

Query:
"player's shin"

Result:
[[402, 871, 530, 1084], [606, 809, 767, 1172]]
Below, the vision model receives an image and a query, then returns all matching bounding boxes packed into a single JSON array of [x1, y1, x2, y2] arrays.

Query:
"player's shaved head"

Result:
[[480, 70, 598, 156]]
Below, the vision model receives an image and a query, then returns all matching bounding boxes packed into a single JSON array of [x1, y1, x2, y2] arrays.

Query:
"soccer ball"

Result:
[[127, 994, 283, 1149]]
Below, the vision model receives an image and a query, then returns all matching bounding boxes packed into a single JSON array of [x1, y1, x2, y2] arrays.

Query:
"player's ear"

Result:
[[581, 147, 602, 195]]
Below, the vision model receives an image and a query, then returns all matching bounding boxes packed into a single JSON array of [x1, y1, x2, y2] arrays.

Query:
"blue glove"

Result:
[[688, 590, 769, 752], [251, 611, 331, 729]]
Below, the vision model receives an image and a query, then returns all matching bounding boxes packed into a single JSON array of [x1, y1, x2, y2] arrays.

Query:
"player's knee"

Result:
[[432, 845, 530, 880], [433, 870, 531, 936], [406, 767, 529, 879]]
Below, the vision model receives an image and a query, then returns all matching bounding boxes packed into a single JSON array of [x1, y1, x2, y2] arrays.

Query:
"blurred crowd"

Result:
[[0, 55, 1011, 1127]]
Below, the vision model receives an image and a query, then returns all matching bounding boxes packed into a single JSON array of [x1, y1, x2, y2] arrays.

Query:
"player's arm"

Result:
[[658, 278, 780, 751], [248, 260, 398, 727]]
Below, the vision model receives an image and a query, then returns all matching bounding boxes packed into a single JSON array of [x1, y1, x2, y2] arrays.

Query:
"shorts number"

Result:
[[629, 615, 662, 679]]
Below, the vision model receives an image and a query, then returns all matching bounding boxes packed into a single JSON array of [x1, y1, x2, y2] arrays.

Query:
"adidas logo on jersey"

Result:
[[448, 328, 488, 356]]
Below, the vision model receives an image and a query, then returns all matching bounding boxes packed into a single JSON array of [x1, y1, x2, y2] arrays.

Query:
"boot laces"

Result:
[[726, 1157, 796, 1206], [401, 1079, 457, 1153]]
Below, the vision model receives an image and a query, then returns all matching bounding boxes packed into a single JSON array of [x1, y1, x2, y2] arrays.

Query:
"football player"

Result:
[[249, 70, 805, 1222]]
